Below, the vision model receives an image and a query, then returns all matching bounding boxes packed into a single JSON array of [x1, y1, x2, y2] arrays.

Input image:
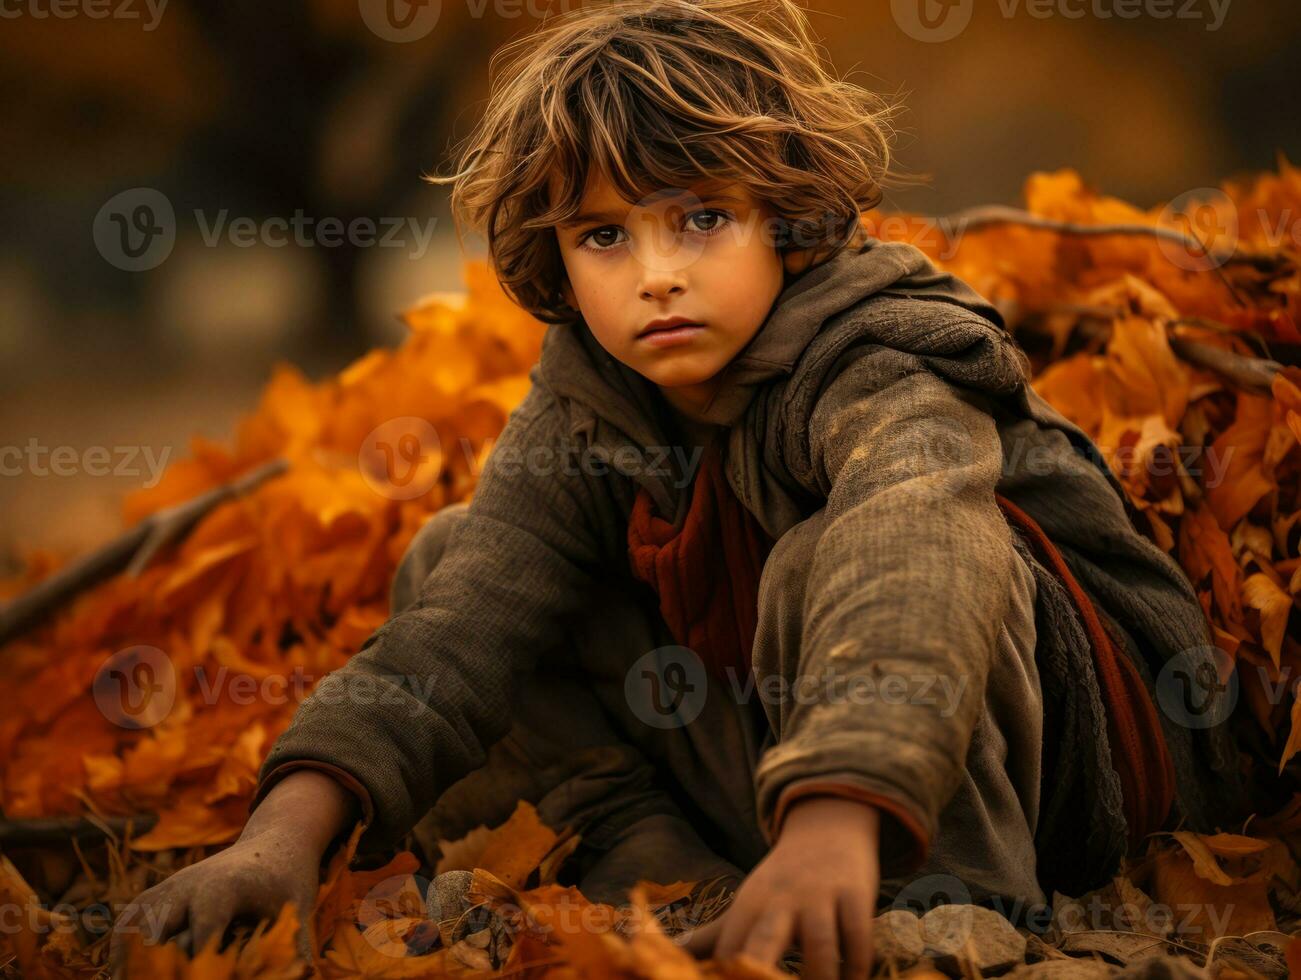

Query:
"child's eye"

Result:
[[686, 208, 732, 234], [578, 226, 627, 252], [576, 209, 733, 254]]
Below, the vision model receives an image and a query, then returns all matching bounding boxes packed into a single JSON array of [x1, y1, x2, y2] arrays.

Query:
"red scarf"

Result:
[[626, 437, 777, 684]]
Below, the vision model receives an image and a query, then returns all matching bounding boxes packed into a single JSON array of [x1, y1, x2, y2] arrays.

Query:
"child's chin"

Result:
[[638, 355, 720, 383], [642, 366, 715, 388]]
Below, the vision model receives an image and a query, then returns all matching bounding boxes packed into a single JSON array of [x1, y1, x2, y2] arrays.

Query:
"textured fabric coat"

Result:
[[252, 237, 1246, 896]]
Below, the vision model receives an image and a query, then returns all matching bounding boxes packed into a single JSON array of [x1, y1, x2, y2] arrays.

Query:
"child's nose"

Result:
[[639, 275, 687, 301]]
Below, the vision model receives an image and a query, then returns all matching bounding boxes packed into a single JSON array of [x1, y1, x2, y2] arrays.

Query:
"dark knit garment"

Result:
[[995, 493, 1177, 893]]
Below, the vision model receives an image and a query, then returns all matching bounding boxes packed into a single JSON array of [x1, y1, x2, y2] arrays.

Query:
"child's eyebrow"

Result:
[[558, 207, 626, 229], [559, 192, 747, 229]]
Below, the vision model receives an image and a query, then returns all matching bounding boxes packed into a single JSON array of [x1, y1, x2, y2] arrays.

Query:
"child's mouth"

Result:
[[639, 323, 705, 347]]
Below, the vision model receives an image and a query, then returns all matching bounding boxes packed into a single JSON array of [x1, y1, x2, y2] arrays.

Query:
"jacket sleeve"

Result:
[[249, 382, 616, 852], [751, 343, 1018, 878]]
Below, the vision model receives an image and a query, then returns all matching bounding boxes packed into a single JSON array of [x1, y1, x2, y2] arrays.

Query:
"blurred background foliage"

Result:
[[1, 0, 1298, 560]]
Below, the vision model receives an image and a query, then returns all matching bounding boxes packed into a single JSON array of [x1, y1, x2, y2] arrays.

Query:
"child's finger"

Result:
[[189, 896, 237, 959], [679, 911, 726, 957], [292, 903, 318, 968], [795, 904, 840, 980], [715, 901, 762, 960], [285, 894, 320, 970], [836, 890, 875, 980], [736, 905, 796, 968], [108, 887, 188, 980]]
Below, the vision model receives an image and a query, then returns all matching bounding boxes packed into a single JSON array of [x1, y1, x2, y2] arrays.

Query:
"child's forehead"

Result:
[[568, 172, 756, 215], [583, 171, 737, 200]]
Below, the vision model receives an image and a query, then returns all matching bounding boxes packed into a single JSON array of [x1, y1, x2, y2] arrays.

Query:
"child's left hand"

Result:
[[680, 796, 881, 980]]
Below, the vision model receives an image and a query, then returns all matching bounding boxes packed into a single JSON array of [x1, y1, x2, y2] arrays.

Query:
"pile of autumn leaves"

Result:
[[3, 160, 1301, 977]]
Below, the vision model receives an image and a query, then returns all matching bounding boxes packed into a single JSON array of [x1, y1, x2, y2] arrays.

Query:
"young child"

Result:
[[110, 0, 1244, 976]]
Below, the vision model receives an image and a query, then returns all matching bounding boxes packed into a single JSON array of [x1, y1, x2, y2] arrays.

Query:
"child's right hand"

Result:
[[107, 826, 321, 977], [107, 768, 361, 978], [681, 795, 881, 980]]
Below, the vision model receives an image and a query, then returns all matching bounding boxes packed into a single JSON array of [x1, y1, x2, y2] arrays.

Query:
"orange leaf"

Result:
[[475, 800, 560, 890]]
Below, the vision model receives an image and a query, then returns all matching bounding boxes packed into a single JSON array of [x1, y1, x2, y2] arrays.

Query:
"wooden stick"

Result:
[[0, 813, 158, 847], [935, 204, 1245, 264], [1166, 334, 1282, 395], [1020, 306, 1283, 395], [0, 457, 288, 648], [930, 204, 1282, 309]]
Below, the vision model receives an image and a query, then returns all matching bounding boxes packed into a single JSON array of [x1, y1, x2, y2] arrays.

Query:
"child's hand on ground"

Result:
[[107, 768, 359, 979], [681, 796, 880, 980], [107, 827, 321, 977]]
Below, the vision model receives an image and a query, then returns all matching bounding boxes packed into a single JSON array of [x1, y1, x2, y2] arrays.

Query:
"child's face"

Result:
[[556, 172, 787, 420]]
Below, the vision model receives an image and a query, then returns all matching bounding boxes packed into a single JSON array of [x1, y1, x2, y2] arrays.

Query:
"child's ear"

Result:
[[783, 242, 838, 276], [782, 222, 870, 277], [782, 247, 816, 276], [560, 278, 578, 312]]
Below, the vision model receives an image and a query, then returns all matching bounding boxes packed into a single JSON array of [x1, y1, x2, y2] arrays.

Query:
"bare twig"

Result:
[[1023, 306, 1283, 395], [933, 204, 1253, 308], [1169, 316, 1276, 362], [0, 457, 288, 649], [0, 813, 158, 847], [1167, 334, 1282, 395], [938, 205, 1235, 260]]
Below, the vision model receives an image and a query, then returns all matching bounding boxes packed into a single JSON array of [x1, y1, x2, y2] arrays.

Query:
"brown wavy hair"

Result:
[[425, 0, 912, 326]]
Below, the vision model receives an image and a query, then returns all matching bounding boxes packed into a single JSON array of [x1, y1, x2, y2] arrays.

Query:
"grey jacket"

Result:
[[252, 237, 1244, 892]]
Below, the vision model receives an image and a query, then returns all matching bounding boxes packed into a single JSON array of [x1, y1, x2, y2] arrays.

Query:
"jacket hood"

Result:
[[534, 237, 1023, 454]]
